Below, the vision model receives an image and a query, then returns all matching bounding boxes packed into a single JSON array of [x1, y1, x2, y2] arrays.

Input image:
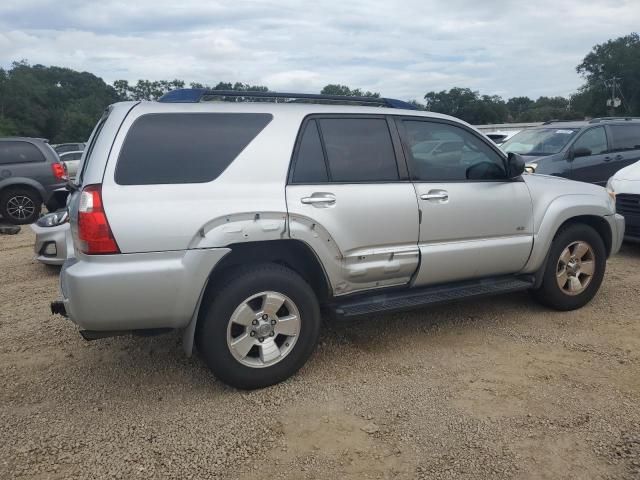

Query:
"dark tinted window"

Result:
[[0, 141, 46, 165], [292, 120, 328, 183], [573, 127, 608, 155], [116, 113, 272, 185], [402, 121, 506, 181], [318, 118, 398, 182], [609, 124, 640, 152]]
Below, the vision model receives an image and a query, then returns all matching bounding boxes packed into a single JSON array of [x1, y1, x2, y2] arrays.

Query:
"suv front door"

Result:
[[396, 118, 534, 286], [286, 115, 420, 296], [568, 126, 611, 185]]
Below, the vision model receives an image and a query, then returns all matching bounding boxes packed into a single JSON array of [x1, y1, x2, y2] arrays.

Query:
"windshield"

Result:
[[501, 128, 579, 156]]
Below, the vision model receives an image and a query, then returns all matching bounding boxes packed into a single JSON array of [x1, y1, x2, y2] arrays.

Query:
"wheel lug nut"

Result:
[[252, 319, 258, 326], [250, 331, 256, 337], [270, 319, 276, 325], [269, 331, 275, 337], [258, 337, 264, 343], [262, 314, 268, 320]]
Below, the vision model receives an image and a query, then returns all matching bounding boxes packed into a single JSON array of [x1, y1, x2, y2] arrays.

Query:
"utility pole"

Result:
[[605, 77, 622, 115]]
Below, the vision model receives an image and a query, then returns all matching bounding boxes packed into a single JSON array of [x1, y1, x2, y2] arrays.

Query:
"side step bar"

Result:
[[331, 276, 534, 319]]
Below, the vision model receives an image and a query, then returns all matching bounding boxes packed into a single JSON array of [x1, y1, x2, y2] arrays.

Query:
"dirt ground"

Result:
[[1, 227, 639, 479]]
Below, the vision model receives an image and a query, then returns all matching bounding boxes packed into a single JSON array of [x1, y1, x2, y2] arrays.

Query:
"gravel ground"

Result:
[[1, 227, 639, 479]]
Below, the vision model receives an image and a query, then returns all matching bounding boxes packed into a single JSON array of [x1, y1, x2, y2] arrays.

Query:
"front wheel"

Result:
[[196, 264, 321, 389], [531, 224, 606, 311]]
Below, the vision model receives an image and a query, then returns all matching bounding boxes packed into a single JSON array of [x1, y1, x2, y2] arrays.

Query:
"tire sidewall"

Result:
[[197, 265, 321, 389], [540, 224, 606, 310]]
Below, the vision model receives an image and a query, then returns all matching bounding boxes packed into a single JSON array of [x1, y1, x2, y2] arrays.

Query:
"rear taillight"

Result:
[[78, 184, 120, 254], [51, 162, 67, 181]]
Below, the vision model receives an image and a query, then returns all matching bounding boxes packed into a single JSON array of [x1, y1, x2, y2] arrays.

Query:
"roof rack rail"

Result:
[[157, 88, 417, 110], [589, 116, 640, 123], [542, 119, 581, 125]]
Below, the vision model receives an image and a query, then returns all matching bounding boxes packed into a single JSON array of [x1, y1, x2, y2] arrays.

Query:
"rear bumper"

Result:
[[30, 222, 73, 265], [60, 248, 230, 331]]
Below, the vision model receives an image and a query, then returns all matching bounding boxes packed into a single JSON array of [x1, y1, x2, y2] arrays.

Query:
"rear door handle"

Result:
[[604, 156, 612, 162], [420, 190, 449, 202], [615, 154, 624, 161], [301, 193, 336, 207]]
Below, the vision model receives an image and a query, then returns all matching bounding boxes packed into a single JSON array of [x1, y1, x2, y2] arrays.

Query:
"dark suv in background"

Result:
[[501, 117, 640, 185], [0, 137, 67, 224]]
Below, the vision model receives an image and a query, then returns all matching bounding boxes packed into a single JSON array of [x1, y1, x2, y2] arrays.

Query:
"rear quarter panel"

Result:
[[100, 103, 303, 253]]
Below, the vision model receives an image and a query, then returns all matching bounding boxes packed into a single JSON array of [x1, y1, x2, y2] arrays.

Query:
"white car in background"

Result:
[[58, 150, 83, 180], [608, 161, 640, 242]]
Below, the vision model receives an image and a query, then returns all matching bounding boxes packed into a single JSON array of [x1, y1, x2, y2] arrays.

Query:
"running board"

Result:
[[331, 276, 534, 319]]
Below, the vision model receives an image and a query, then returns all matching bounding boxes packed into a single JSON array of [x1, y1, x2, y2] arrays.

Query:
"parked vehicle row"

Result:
[[49, 89, 624, 389], [501, 118, 640, 186]]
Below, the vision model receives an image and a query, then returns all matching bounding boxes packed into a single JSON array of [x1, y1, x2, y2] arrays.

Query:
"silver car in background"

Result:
[[31, 210, 73, 265], [58, 151, 84, 180]]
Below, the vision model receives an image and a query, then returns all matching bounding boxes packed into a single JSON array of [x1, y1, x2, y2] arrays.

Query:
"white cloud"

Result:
[[0, 0, 639, 100]]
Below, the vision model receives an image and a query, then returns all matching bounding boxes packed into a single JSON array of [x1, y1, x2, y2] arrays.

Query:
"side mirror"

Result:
[[506, 152, 525, 178], [572, 147, 591, 159]]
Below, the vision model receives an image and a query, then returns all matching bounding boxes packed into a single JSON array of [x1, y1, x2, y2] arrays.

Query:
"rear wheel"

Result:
[[0, 187, 42, 224], [531, 224, 606, 311], [196, 264, 321, 389]]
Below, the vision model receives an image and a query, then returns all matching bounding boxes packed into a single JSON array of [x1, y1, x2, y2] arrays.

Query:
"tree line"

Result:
[[0, 33, 638, 143]]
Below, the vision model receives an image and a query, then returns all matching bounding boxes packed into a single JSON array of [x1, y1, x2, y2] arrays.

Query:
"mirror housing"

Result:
[[506, 152, 525, 178], [571, 146, 591, 159]]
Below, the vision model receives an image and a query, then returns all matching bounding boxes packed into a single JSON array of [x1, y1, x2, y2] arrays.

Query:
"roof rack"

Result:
[[589, 116, 640, 123], [542, 119, 581, 125], [157, 88, 417, 110]]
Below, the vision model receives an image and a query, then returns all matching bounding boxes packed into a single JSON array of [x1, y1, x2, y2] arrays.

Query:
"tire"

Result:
[[0, 187, 42, 225], [196, 263, 321, 389], [531, 224, 606, 311]]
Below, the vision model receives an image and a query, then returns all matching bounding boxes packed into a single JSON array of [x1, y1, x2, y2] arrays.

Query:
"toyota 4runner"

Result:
[[53, 90, 625, 389]]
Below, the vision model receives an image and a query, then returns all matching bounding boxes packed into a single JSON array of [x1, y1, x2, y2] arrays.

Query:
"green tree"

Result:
[[576, 32, 640, 115], [423, 87, 508, 124], [320, 84, 380, 97]]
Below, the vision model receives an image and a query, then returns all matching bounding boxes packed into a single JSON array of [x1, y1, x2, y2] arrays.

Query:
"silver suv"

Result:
[[54, 90, 625, 389]]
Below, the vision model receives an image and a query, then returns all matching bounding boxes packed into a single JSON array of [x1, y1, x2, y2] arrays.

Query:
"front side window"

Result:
[[116, 113, 272, 185], [402, 120, 506, 181], [501, 128, 579, 156], [0, 141, 45, 165], [609, 124, 640, 152], [572, 127, 607, 155]]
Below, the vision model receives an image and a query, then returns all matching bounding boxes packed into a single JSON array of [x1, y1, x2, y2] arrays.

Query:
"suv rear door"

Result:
[[286, 115, 420, 296], [605, 123, 640, 177], [396, 117, 534, 286]]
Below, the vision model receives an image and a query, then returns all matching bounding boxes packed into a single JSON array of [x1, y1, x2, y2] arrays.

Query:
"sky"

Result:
[[0, 0, 639, 101]]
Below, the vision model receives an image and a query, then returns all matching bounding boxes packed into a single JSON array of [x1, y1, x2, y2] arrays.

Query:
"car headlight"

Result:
[[606, 178, 616, 201], [36, 209, 69, 227], [524, 163, 537, 173]]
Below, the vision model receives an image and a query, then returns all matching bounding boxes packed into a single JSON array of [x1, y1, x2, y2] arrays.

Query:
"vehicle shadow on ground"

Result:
[[61, 290, 541, 397]]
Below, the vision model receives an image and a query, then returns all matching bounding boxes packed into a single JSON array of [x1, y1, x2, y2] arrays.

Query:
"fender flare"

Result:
[[522, 194, 613, 274], [0, 177, 47, 201]]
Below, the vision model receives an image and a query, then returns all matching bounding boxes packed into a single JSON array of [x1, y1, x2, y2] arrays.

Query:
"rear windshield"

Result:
[[501, 127, 579, 156], [115, 113, 273, 185]]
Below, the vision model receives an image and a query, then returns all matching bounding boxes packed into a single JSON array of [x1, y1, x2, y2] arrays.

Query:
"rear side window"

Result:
[[318, 118, 398, 182], [116, 113, 273, 185], [292, 120, 328, 183], [0, 141, 45, 165], [609, 124, 640, 152]]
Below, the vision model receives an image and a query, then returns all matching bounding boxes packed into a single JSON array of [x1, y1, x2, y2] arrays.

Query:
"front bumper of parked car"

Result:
[[30, 222, 73, 266]]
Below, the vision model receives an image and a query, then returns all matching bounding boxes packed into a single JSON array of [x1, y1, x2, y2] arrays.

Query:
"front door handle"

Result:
[[420, 190, 449, 202], [301, 193, 336, 207], [604, 156, 612, 162]]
